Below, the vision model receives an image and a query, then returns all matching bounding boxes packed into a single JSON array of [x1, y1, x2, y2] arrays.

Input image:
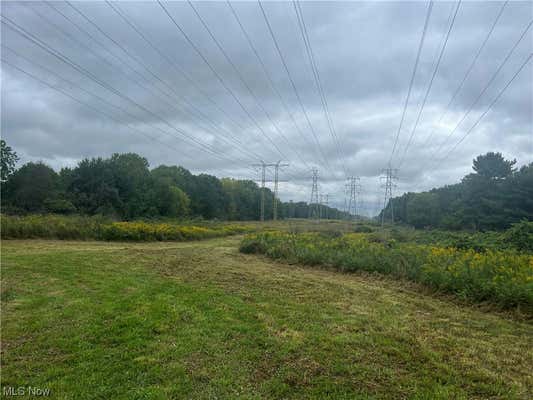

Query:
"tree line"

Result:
[[0, 140, 347, 221], [381, 152, 533, 230]]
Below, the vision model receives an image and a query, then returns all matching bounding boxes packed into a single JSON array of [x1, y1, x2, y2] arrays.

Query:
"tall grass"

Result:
[[1, 214, 251, 242], [240, 232, 533, 312]]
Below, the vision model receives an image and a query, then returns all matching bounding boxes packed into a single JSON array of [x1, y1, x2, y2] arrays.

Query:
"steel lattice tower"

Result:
[[380, 165, 398, 226], [309, 168, 320, 220], [319, 193, 331, 219], [346, 176, 361, 220]]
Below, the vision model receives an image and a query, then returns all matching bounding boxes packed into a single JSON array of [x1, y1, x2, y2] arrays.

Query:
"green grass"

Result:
[[2, 238, 532, 399]]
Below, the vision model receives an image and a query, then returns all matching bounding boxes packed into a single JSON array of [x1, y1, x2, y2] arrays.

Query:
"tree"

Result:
[[472, 152, 516, 180], [152, 177, 190, 217], [65, 157, 121, 216], [1, 140, 19, 182], [221, 178, 261, 220], [4, 162, 60, 212], [109, 153, 152, 218], [383, 155, 531, 231], [406, 192, 439, 228]]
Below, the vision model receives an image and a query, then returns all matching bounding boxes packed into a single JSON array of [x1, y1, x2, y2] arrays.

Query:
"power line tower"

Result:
[[252, 161, 289, 222], [309, 168, 320, 221], [252, 161, 267, 222], [319, 193, 331, 219], [273, 160, 289, 221], [345, 176, 361, 220], [380, 164, 398, 227]]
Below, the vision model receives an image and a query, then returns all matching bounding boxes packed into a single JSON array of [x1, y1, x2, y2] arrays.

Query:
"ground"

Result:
[[1, 237, 532, 399]]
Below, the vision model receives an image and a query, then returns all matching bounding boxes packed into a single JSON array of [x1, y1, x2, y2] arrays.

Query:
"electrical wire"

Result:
[[257, 0, 333, 176], [388, 0, 434, 165], [421, 0, 508, 149], [433, 53, 532, 168], [429, 18, 532, 163], [397, 0, 461, 168]]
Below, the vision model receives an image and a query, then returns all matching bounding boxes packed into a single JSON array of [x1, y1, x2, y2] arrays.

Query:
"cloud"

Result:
[[2, 1, 531, 216]]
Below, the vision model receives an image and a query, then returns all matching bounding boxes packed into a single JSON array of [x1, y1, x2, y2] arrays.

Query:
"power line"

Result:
[[397, 0, 461, 168], [421, 0, 508, 149], [23, 1, 259, 166], [226, 1, 317, 169], [429, 18, 532, 163], [1, 43, 255, 176], [186, 1, 309, 174], [0, 15, 254, 167], [293, 0, 348, 178], [257, 1, 332, 175], [103, 0, 265, 164], [388, 0, 434, 165], [157, 0, 289, 162], [434, 53, 532, 168], [45, 0, 252, 144], [1, 57, 256, 180], [64, 1, 264, 165]]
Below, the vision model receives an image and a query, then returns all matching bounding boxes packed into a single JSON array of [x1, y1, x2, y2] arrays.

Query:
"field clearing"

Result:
[[2, 237, 532, 399]]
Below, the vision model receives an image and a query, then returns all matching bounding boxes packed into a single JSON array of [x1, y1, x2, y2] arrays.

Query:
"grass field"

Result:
[[2, 237, 532, 399]]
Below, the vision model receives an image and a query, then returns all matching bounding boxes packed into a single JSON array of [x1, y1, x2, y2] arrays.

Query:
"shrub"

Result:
[[503, 221, 533, 252], [240, 231, 533, 313], [353, 225, 373, 233], [1, 214, 252, 242], [0, 214, 106, 240]]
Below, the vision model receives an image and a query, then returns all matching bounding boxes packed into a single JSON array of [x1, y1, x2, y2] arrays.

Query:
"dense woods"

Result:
[[0, 142, 346, 221], [381, 152, 533, 230]]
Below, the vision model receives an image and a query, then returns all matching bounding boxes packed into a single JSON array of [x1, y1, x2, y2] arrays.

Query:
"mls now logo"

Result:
[[2, 386, 51, 397]]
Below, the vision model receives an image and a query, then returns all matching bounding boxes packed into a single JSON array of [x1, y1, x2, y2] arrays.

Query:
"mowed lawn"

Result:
[[1, 238, 532, 399]]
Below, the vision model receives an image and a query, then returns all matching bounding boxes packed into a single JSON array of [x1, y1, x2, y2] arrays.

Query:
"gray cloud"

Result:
[[2, 1, 531, 216]]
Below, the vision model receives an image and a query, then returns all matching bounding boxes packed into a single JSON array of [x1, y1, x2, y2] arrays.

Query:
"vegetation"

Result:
[[2, 238, 532, 398], [240, 227, 533, 313], [0, 214, 251, 241], [0, 139, 19, 182], [0, 142, 347, 221], [381, 152, 533, 230]]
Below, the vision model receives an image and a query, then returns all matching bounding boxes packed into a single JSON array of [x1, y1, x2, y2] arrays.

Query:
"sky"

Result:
[[1, 1, 532, 216]]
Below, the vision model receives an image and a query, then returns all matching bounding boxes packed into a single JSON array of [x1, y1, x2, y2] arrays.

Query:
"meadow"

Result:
[[2, 217, 533, 398], [2, 237, 532, 399]]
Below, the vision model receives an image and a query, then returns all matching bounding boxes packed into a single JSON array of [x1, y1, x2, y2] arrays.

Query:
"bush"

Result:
[[1, 214, 251, 242], [240, 231, 533, 313], [44, 198, 77, 214], [353, 225, 373, 233], [1, 214, 107, 240], [503, 221, 533, 252]]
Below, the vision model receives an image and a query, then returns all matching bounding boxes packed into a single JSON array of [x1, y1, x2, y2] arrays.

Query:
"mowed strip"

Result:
[[2, 238, 532, 399]]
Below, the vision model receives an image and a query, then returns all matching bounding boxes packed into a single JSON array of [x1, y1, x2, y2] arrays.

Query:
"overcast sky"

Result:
[[1, 1, 531, 215]]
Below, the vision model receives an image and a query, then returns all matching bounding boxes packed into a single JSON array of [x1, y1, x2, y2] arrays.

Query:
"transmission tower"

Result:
[[273, 160, 289, 220], [252, 161, 289, 222], [345, 176, 361, 220], [309, 168, 320, 220], [319, 193, 331, 219], [380, 165, 398, 226]]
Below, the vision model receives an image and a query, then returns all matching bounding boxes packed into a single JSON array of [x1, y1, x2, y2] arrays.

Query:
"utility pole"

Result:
[[380, 164, 398, 227], [252, 161, 289, 222], [345, 176, 361, 221], [309, 168, 320, 221], [273, 160, 289, 221]]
